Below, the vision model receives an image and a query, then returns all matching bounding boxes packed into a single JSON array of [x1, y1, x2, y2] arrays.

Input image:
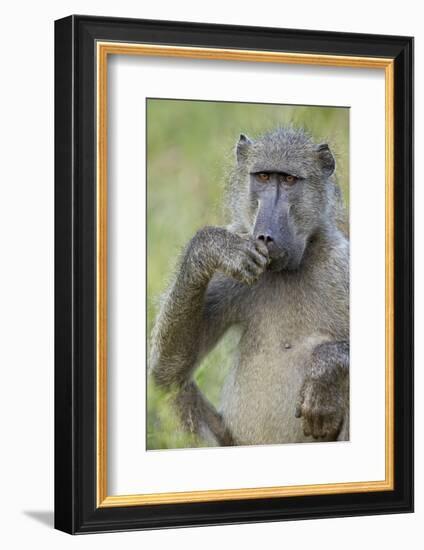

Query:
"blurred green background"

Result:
[[146, 99, 349, 450]]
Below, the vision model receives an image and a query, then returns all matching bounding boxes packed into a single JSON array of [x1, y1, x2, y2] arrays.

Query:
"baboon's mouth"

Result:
[[268, 253, 289, 272], [268, 250, 303, 272], [262, 237, 306, 272]]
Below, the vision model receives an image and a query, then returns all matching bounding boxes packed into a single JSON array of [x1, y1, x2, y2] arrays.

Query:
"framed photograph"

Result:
[[54, 15, 413, 534]]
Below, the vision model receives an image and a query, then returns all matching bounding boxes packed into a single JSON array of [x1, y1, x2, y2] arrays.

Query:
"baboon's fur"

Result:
[[150, 127, 349, 446]]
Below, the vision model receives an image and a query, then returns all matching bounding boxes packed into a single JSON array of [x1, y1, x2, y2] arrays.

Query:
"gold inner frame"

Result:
[[96, 42, 395, 508]]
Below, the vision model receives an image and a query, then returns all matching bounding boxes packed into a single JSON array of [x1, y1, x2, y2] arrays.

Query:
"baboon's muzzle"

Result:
[[253, 195, 306, 271]]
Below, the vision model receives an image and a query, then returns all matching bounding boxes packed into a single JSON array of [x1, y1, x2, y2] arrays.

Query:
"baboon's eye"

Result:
[[256, 172, 270, 182], [281, 174, 298, 185]]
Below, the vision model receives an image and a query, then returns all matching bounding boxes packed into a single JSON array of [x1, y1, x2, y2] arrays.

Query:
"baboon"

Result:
[[150, 127, 349, 446]]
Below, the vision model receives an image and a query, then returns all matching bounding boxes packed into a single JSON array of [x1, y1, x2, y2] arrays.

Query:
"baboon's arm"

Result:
[[150, 226, 268, 445], [310, 341, 349, 377]]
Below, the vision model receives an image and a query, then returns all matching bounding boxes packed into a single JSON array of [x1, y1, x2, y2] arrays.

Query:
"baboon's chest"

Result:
[[219, 278, 333, 445], [242, 277, 325, 347]]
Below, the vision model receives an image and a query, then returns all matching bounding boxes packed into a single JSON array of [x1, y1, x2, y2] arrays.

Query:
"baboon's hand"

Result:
[[295, 376, 344, 440], [190, 227, 269, 285], [216, 232, 269, 285], [295, 345, 347, 440]]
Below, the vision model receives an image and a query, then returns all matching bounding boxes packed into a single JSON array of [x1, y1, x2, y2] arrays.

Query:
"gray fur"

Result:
[[150, 127, 349, 446]]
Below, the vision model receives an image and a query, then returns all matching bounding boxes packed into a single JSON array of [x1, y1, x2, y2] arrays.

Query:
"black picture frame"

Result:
[[55, 14, 414, 534]]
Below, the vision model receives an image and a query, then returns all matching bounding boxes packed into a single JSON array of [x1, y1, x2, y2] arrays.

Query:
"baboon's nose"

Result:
[[257, 233, 274, 245]]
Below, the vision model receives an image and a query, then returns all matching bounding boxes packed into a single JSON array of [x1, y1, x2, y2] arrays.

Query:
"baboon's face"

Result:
[[250, 171, 308, 271], [237, 130, 335, 272]]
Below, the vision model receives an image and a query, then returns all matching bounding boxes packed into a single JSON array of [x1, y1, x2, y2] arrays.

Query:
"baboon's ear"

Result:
[[236, 133, 252, 163], [316, 143, 335, 177]]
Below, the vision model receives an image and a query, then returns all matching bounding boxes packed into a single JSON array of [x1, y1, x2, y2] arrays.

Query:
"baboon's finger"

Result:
[[302, 417, 312, 438], [245, 257, 263, 274], [295, 384, 306, 418], [295, 394, 305, 418], [300, 405, 314, 437], [254, 239, 270, 258], [321, 417, 331, 437], [322, 415, 342, 441], [312, 414, 323, 439], [247, 247, 268, 268], [249, 253, 268, 273]]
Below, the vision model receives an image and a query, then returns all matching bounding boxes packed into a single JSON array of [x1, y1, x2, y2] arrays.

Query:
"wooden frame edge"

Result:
[[96, 41, 108, 506], [96, 42, 395, 508], [384, 60, 395, 492], [98, 479, 393, 508]]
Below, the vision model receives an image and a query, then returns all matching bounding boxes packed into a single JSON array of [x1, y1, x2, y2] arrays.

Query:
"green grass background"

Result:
[[146, 99, 349, 449]]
